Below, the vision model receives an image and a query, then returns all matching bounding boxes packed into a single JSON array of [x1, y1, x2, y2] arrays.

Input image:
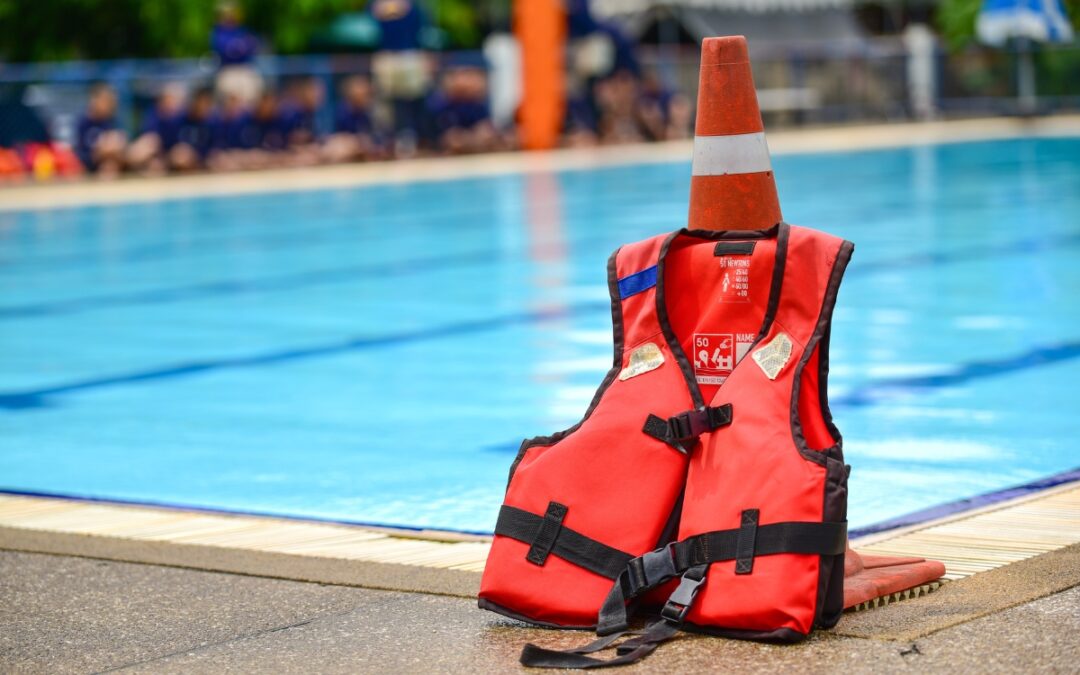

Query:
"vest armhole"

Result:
[[790, 239, 853, 467], [506, 246, 627, 488]]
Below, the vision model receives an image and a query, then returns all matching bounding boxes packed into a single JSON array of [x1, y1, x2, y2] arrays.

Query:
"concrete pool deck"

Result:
[[2, 544, 1078, 673], [2, 482, 1078, 672]]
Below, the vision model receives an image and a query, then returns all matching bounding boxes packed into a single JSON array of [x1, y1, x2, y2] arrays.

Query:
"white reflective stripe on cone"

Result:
[[691, 132, 773, 176]]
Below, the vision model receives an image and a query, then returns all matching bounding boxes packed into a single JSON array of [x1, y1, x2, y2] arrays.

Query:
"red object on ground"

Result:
[[688, 36, 782, 232], [689, 35, 946, 608], [844, 545, 948, 609]]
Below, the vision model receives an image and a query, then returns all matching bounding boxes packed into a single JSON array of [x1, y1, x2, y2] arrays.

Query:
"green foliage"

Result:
[[0, 0, 495, 63], [936, 0, 1080, 49]]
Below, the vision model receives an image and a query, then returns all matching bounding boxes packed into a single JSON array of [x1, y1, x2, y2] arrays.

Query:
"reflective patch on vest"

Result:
[[693, 333, 755, 385], [752, 332, 793, 380], [619, 342, 665, 380]]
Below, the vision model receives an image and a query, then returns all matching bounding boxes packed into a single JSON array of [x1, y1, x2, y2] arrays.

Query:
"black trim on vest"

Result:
[[477, 597, 597, 631], [655, 224, 789, 410], [495, 505, 634, 580], [506, 248, 626, 487], [790, 238, 853, 467], [783, 237, 853, 627]]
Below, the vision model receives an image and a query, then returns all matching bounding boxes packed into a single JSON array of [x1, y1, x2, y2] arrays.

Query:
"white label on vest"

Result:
[[619, 342, 665, 381], [717, 256, 751, 303], [693, 332, 755, 384], [752, 332, 793, 380]]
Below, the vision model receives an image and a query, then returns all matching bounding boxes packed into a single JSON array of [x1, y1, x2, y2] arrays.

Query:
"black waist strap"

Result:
[[598, 517, 847, 637], [522, 517, 848, 669], [495, 505, 634, 580]]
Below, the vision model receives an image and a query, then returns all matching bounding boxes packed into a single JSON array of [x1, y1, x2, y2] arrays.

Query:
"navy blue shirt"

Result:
[[141, 111, 184, 150], [430, 96, 490, 134], [371, 0, 425, 51], [75, 115, 116, 167], [176, 113, 219, 158], [217, 111, 259, 150], [334, 102, 374, 136], [211, 24, 259, 66]]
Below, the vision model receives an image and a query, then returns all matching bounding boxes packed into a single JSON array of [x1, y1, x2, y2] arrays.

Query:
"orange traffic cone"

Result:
[[688, 36, 781, 232], [689, 35, 946, 609]]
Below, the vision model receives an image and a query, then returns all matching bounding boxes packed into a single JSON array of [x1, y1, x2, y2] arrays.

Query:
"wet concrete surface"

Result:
[[1, 549, 1076, 674]]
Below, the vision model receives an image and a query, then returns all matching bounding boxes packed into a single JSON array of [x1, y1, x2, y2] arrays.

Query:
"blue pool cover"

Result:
[[1, 136, 1078, 533]]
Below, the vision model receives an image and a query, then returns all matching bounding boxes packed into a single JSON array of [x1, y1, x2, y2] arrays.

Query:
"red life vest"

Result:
[[479, 224, 854, 666]]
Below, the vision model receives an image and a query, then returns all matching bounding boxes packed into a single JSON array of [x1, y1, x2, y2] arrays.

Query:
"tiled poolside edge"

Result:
[[1, 482, 1078, 639], [1, 115, 1079, 213]]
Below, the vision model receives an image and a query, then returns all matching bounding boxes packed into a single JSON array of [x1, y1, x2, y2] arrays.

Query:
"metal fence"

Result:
[[2, 37, 1078, 148]]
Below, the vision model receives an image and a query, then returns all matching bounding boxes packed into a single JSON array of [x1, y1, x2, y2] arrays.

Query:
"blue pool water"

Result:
[[1, 137, 1078, 533]]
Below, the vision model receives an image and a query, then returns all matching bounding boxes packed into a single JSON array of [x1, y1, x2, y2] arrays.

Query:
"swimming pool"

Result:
[[1, 136, 1078, 534]]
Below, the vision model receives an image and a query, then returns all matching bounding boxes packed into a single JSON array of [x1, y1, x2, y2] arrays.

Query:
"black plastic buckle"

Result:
[[660, 566, 707, 625], [626, 544, 678, 596], [668, 412, 695, 444], [670, 405, 732, 445]]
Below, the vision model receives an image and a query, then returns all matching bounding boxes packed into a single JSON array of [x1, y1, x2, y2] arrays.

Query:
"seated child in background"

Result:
[[594, 69, 644, 145], [126, 86, 186, 174], [207, 92, 266, 171], [280, 77, 324, 165], [637, 70, 693, 141], [323, 75, 381, 164], [170, 88, 219, 172], [75, 82, 127, 177], [429, 66, 498, 155]]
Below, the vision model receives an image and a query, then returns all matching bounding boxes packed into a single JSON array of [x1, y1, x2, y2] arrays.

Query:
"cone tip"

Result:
[[700, 36, 749, 66]]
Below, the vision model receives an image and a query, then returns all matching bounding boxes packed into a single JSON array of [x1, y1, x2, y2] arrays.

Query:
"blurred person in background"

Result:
[[369, 0, 433, 157], [429, 64, 499, 155], [637, 69, 693, 141], [280, 77, 325, 165], [212, 2, 263, 107], [565, 0, 642, 137], [126, 86, 186, 174], [594, 70, 644, 144], [207, 91, 256, 171], [75, 82, 128, 178], [323, 74, 381, 163], [170, 87, 219, 172]]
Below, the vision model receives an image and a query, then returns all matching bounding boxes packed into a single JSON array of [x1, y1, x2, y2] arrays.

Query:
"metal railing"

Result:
[[2, 38, 1078, 148]]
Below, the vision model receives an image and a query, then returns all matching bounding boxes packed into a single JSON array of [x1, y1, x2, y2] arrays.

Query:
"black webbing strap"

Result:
[[734, 508, 759, 575], [520, 620, 681, 669], [518, 519, 847, 669], [494, 505, 633, 580], [595, 519, 847, 636], [526, 502, 568, 566], [642, 403, 733, 452], [672, 520, 847, 572]]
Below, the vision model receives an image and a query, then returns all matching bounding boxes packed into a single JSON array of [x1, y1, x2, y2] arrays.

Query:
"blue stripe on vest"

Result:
[[617, 265, 658, 299]]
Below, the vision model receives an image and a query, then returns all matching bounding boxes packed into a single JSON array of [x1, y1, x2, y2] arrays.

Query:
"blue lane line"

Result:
[[844, 231, 1080, 277], [0, 249, 501, 319], [831, 341, 1080, 408], [3, 230, 1077, 321], [0, 301, 611, 410]]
